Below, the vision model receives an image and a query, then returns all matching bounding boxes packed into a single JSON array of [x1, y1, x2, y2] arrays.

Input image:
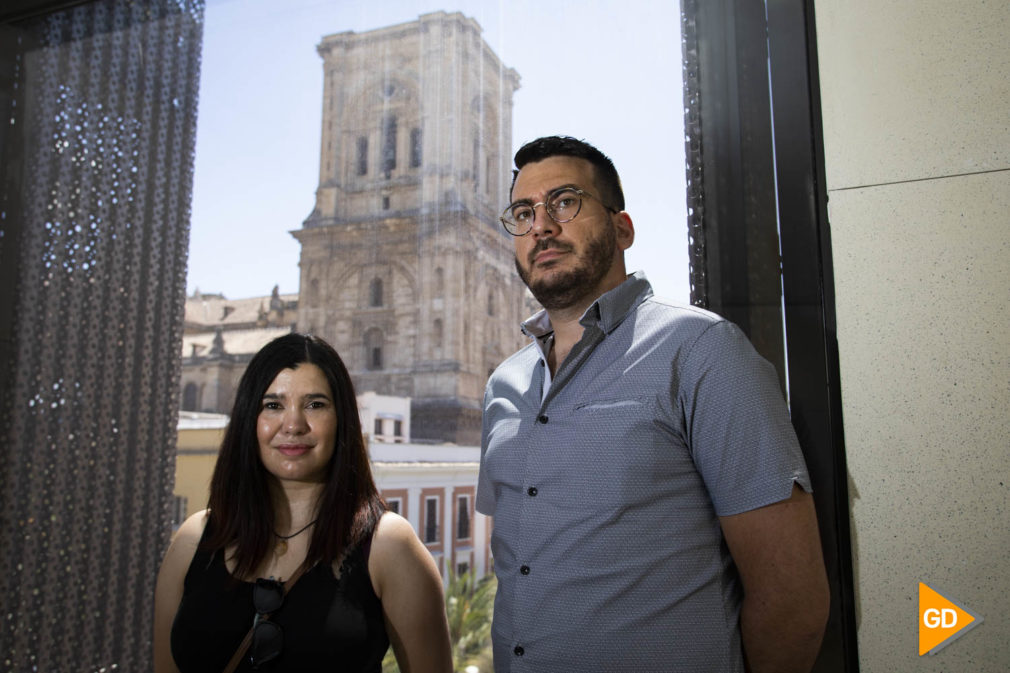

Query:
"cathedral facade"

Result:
[[295, 12, 528, 444], [181, 12, 532, 445]]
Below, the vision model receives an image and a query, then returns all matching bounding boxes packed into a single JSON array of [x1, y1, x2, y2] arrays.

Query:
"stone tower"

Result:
[[294, 12, 527, 444]]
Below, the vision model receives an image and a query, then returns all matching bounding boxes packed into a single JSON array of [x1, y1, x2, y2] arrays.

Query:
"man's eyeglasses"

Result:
[[500, 187, 618, 236], [249, 578, 285, 669]]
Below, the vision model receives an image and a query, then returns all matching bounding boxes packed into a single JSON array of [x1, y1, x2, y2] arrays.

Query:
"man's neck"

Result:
[[545, 310, 584, 376], [540, 271, 631, 375]]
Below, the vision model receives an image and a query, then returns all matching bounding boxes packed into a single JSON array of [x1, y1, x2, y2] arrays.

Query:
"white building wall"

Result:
[[369, 438, 492, 583]]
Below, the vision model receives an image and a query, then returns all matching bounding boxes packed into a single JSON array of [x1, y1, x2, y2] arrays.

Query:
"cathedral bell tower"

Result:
[[293, 12, 527, 444]]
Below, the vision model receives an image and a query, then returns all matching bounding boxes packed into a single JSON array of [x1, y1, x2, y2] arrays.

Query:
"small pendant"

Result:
[[275, 539, 288, 557]]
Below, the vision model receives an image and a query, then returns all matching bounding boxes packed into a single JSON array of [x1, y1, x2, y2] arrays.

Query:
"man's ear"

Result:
[[614, 211, 635, 251]]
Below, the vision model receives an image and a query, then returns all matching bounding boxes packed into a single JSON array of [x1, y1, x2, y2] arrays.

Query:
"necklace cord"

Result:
[[274, 519, 318, 540]]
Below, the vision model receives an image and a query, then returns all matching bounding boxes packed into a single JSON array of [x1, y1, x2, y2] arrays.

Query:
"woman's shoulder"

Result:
[[367, 512, 431, 590], [162, 510, 210, 570], [372, 510, 415, 542], [175, 509, 210, 546], [178, 509, 210, 539], [155, 510, 212, 626], [370, 511, 431, 559]]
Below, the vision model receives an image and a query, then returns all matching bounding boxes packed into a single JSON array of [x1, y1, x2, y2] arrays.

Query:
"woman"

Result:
[[154, 333, 452, 672]]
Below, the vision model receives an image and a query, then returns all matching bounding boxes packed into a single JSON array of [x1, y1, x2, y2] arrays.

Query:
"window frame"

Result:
[[423, 495, 439, 544], [455, 493, 471, 541], [684, 0, 856, 669]]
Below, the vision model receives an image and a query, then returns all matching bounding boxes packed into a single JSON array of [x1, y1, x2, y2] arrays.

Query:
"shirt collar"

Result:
[[520, 271, 654, 339]]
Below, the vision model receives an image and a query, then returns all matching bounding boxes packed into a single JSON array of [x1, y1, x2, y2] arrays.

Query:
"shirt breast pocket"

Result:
[[559, 396, 681, 507]]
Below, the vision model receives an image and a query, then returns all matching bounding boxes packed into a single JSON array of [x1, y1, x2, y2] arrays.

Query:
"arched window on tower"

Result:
[[356, 135, 368, 176], [308, 277, 319, 305], [410, 127, 422, 168], [435, 267, 444, 299], [472, 136, 480, 193], [487, 289, 495, 316], [365, 328, 384, 370], [381, 115, 397, 176], [433, 318, 443, 358], [369, 277, 383, 307]]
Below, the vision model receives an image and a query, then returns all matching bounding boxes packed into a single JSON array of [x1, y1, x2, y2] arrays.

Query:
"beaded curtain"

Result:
[[0, 1, 203, 670], [680, 0, 706, 309]]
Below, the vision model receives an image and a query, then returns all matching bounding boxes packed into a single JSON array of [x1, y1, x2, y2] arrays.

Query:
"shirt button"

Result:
[[527, 486, 538, 497], [537, 414, 548, 424], [520, 565, 530, 575], [514, 645, 525, 656]]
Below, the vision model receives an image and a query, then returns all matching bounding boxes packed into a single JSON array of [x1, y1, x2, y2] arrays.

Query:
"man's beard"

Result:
[[514, 223, 617, 311]]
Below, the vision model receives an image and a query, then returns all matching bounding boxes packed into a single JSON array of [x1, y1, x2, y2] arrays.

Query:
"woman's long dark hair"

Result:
[[205, 333, 384, 579]]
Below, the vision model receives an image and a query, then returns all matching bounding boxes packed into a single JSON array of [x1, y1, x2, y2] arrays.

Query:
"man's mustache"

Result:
[[528, 239, 572, 265]]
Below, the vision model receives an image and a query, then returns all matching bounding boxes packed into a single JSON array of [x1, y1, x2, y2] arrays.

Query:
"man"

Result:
[[477, 136, 829, 672]]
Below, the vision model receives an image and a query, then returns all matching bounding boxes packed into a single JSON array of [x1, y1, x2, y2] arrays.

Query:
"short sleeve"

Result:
[[680, 320, 811, 516], [476, 384, 495, 515]]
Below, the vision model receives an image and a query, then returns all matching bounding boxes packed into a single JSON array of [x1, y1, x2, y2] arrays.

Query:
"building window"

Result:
[[374, 418, 383, 437], [356, 135, 368, 176], [433, 318, 443, 349], [410, 127, 422, 167], [393, 419, 403, 437], [382, 195, 390, 210], [308, 277, 319, 305], [365, 328, 384, 370], [472, 137, 480, 192], [434, 267, 445, 298], [487, 289, 495, 317], [385, 497, 401, 514], [381, 115, 397, 176], [369, 277, 383, 307], [456, 495, 471, 540], [424, 497, 439, 543], [456, 561, 470, 576], [182, 382, 198, 411]]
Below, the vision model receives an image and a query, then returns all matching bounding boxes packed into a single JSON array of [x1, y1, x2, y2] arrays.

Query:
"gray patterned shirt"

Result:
[[477, 272, 811, 672]]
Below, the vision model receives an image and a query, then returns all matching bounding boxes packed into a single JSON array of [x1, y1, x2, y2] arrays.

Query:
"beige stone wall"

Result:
[[179, 359, 249, 415], [174, 424, 226, 521], [814, 0, 1010, 668]]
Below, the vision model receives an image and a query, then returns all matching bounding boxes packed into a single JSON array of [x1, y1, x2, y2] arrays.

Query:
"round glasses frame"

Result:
[[500, 187, 618, 236]]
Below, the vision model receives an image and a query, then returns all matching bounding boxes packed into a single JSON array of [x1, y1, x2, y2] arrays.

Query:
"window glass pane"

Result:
[[3, 1, 687, 669], [457, 495, 471, 539], [424, 497, 439, 542], [183, 0, 686, 446], [356, 136, 368, 175]]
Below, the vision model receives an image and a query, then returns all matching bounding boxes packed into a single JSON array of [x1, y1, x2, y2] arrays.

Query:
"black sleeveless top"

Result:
[[170, 524, 389, 672]]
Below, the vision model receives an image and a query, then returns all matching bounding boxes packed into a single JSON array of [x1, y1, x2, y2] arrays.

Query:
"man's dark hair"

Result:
[[511, 135, 625, 211]]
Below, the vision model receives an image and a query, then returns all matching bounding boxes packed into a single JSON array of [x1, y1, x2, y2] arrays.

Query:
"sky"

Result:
[[187, 0, 689, 304]]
